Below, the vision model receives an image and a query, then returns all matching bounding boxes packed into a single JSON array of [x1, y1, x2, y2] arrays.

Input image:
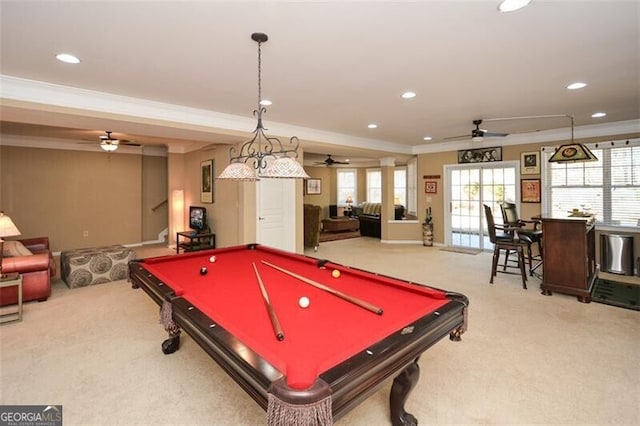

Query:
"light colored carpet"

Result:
[[1, 240, 638, 425], [439, 246, 482, 255]]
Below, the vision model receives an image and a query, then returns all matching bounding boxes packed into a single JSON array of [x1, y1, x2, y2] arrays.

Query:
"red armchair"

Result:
[[1, 237, 55, 306]]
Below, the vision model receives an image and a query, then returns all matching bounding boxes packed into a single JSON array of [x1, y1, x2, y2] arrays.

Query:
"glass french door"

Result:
[[445, 161, 518, 250]]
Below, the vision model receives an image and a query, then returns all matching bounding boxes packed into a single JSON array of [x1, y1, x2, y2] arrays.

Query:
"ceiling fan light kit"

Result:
[[217, 33, 308, 181], [95, 131, 140, 152], [100, 141, 118, 152]]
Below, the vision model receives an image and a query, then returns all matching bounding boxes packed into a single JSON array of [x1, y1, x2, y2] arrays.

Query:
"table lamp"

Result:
[[0, 211, 22, 280], [345, 196, 353, 210], [345, 196, 354, 217]]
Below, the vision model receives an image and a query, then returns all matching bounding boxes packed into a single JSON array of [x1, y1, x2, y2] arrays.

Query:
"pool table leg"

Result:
[[389, 357, 419, 426], [160, 301, 182, 355]]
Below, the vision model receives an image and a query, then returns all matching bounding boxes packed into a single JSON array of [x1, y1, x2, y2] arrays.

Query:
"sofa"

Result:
[[351, 203, 405, 238], [1, 237, 56, 306], [303, 204, 321, 251]]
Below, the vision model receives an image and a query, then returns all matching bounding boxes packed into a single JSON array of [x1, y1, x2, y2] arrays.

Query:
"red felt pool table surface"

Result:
[[142, 244, 450, 389]]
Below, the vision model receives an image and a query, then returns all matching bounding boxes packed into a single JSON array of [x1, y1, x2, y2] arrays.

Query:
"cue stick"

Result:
[[252, 262, 285, 341], [261, 260, 383, 315]]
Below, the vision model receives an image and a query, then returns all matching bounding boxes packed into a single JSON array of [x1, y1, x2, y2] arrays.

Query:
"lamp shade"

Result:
[[260, 157, 310, 179], [217, 162, 258, 181], [548, 143, 598, 163], [0, 212, 21, 238]]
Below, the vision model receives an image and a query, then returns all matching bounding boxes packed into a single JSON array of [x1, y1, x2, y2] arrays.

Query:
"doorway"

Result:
[[444, 161, 518, 250], [256, 178, 296, 252]]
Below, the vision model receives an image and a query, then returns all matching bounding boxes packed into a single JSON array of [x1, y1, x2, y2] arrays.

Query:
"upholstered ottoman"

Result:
[[61, 245, 136, 288]]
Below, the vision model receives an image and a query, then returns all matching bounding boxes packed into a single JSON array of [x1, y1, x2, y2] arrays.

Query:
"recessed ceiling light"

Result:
[[56, 53, 80, 64], [423, 136, 432, 141], [259, 99, 272, 106], [498, 0, 531, 12], [367, 124, 378, 129], [401, 91, 416, 99], [591, 112, 607, 118], [567, 82, 587, 90]]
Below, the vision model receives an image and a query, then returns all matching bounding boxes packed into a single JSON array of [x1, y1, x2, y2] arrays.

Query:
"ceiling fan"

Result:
[[313, 154, 350, 166], [97, 131, 141, 151], [445, 120, 509, 142]]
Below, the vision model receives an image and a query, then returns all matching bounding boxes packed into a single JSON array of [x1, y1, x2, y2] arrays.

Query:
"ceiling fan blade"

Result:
[[444, 134, 470, 141], [120, 140, 141, 146], [482, 131, 509, 138]]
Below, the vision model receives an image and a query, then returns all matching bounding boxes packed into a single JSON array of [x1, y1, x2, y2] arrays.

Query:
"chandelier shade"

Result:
[[217, 33, 309, 181], [260, 156, 310, 179], [548, 115, 598, 163]]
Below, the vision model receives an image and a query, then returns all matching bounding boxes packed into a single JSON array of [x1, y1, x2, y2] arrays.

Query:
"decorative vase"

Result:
[[422, 223, 433, 247]]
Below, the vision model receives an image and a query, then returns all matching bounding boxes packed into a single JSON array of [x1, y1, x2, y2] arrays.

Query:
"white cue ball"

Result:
[[298, 296, 310, 309], [209, 255, 216, 263]]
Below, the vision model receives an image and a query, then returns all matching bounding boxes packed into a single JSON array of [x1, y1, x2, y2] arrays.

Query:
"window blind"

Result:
[[541, 139, 640, 228]]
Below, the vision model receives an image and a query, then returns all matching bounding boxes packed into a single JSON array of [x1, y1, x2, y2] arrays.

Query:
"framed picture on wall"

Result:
[[520, 151, 540, 175], [457, 147, 502, 163], [521, 178, 541, 203], [305, 178, 321, 195], [425, 181, 437, 194], [200, 159, 214, 203]]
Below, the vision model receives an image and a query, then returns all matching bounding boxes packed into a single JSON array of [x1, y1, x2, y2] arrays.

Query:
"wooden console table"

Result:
[[538, 214, 598, 303]]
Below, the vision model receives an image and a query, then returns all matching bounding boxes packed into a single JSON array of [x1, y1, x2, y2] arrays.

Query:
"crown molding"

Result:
[[0, 74, 412, 155], [413, 119, 640, 154], [3, 75, 637, 158], [0, 134, 167, 156]]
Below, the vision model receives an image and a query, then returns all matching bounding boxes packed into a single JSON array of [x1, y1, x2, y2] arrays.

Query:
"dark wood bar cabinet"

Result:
[[538, 214, 598, 303]]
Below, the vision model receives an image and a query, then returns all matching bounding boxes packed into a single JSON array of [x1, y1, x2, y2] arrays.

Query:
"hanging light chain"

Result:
[[257, 39, 262, 109]]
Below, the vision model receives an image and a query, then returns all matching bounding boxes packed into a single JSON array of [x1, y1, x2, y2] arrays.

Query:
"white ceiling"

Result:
[[1, 1, 639, 165]]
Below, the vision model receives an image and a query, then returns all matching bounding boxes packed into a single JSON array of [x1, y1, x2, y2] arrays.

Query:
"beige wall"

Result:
[[180, 146, 305, 252], [303, 166, 332, 219], [0, 146, 167, 252], [3, 132, 638, 260], [169, 146, 248, 247], [142, 155, 168, 241], [415, 144, 546, 245]]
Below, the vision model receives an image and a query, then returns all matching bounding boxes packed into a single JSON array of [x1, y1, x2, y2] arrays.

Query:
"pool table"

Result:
[[130, 244, 468, 425]]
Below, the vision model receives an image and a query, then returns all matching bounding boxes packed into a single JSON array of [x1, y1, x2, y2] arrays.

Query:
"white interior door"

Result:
[[445, 161, 518, 249], [257, 178, 295, 252]]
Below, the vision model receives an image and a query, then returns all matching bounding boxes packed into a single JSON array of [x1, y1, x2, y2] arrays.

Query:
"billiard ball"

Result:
[[200, 267, 208, 275], [209, 255, 216, 263], [298, 296, 310, 308], [332, 269, 341, 278]]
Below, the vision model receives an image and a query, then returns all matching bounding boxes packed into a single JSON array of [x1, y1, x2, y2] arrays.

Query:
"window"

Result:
[[337, 169, 357, 206], [406, 158, 417, 217], [366, 169, 381, 202], [394, 167, 407, 207], [542, 140, 640, 228]]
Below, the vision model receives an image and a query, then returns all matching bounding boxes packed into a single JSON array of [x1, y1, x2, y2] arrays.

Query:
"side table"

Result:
[[0, 273, 23, 324], [176, 231, 216, 254]]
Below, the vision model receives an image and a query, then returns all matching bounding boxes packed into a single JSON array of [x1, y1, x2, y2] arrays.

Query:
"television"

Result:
[[189, 206, 208, 232]]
